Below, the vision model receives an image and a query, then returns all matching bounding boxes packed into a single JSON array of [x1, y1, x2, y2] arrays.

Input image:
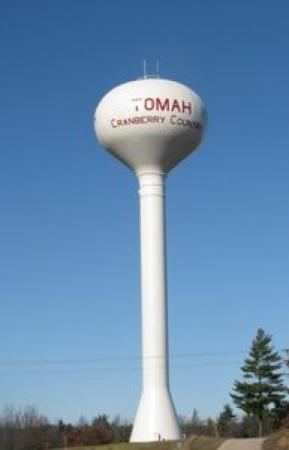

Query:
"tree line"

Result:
[[0, 409, 132, 450], [0, 328, 288, 449]]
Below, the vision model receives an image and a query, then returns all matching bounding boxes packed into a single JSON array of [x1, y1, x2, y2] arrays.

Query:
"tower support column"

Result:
[[130, 171, 180, 443]]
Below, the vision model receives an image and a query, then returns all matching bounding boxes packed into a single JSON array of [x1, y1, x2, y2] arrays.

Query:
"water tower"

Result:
[[94, 76, 206, 442]]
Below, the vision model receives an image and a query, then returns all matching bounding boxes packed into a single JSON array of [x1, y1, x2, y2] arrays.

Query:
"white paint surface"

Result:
[[95, 78, 206, 174], [94, 78, 206, 442], [130, 172, 180, 442]]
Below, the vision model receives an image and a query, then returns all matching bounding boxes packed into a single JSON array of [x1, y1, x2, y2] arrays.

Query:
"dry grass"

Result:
[[263, 428, 289, 450], [185, 436, 224, 450], [52, 436, 224, 450]]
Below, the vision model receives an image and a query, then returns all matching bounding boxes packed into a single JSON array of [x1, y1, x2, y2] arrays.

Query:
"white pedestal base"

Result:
[[130, 388, 181, 442]]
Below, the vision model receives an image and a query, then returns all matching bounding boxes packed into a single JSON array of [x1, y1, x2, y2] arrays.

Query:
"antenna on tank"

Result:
[[143, 60, 147, 79], [142, 60, 160, 79]]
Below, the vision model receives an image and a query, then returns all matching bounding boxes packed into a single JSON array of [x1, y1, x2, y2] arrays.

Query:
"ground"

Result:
[[218, 438, 264, 450], [263, 428, 289, 450], [52, 436, 223, 450], [52, 429, 289, 450]]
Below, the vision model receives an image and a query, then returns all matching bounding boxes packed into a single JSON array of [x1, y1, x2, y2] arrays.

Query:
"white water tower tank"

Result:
[[94, 77, 206, 442]]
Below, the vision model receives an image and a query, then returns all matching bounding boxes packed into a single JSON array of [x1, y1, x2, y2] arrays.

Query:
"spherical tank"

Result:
[[95, 78, 206, 174]]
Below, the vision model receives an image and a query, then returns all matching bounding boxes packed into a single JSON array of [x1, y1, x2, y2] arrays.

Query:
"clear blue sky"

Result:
[[1, 0, 289, 424]]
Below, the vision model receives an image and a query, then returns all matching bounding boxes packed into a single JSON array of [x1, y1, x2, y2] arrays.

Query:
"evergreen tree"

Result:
[[188, 409, 204, 436], [205, 418, 217, 437], [231, 328, 287, 437], [217, 404, 236, 437], [285, 349, 289, 372]]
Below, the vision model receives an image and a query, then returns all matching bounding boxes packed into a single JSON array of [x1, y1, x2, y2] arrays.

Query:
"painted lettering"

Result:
[[171, 99, 181, 113], [143, 98, 192, 114], [110, 115, 167, 128], [182, 101, 192, 115], [155, 98, 170, 111], [144, 98, 154, 110]]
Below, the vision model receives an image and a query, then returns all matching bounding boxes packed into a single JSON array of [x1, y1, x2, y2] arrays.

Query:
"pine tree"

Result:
[[281, 349, 289, 428], [217, 404, 236, 437], [231, 328, 287, 437], [285, 349, 289, 372]]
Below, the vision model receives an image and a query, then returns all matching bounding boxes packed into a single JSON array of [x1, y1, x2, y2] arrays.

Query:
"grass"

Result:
[[185, 436, 224, 450], [263, 428, 289, 450], [52, 436, 224, 450]]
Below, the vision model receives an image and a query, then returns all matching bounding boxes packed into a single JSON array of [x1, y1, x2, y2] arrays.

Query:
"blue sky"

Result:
[[0, 0, 289, 424]]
